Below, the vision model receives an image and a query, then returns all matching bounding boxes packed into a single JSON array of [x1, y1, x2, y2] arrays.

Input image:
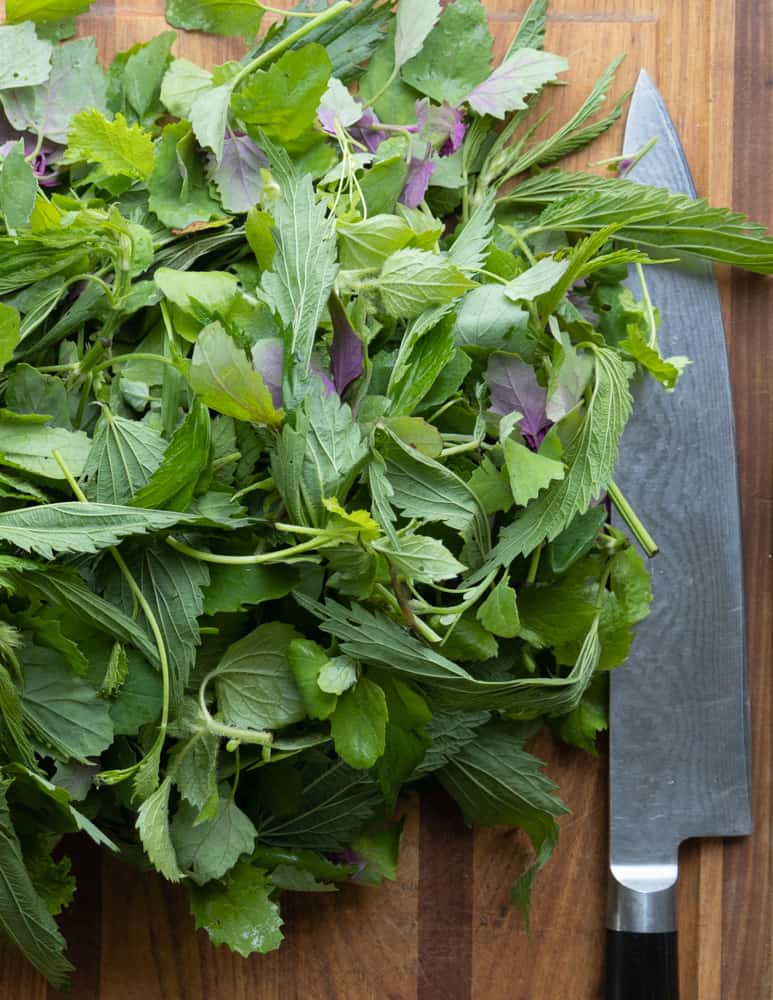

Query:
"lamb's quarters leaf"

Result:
[[166, 0, 266, 41], [203, 564, 299, 617], [211, 623, 305, 733], [260, 169, 338, 389], [401, 0, 493, 106], [477, 579, 520, 638], [161, 58, 213, 118], [172, 796, 257, 884], [287, 639, 338, 721], [0, 23, 52, 91], [504, 256, 571, 302], [0, 417, 91, 479], [269, 865, 337, 893], [453, 285, 530, 353], [82, 409, 166, 505], [300, 596, 602, 717], [258, 758, 384, 851], [359, 145, 410, 216], [0, 305, 21, 373], [487, 348, 632, 565], [5, 364, 71, 427], [467, 457, 514, 516], [0, 780, 73, 989], [189, 863, 283, 957], [20, 642, 113, 762], [208, 132, 267, 213], [189, 321, 283, 426], [106, 32, 175, 125], [507, 0, 548, 54], [465, 48, 567, 118], [503, 437, 565, 507], [104, 545, 208, 707], [24, 849, 75, 917], [393, 0, 441, 70], [147, 120, 222, 230], [377, 249, 476, 319], [63, 109, 155, 181], [136, 776, 182, 881], [516, 572, 598, 649], [5, 0, 93, 23], [374, 533, 466, 584], [0, 37, 106, 144], [0, 503, 202, 559], [384, 417, 444, 459], [337, 215, 414, 270], [231, 45, 331, 145], [129, 401, 211, 512], [505, 170, 773, 274], [190, 83, 233, 165], [155, 267, 238, 323], [619, 326, 689, 391], [414, 710, 490, 776], [0, 142, 37, 232]]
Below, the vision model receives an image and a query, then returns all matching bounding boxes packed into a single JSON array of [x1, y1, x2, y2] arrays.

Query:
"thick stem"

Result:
[[607, 480, 659, 558]]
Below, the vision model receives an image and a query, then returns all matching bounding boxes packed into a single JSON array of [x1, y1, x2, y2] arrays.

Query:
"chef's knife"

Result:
[[607, 70, 752, 1000]]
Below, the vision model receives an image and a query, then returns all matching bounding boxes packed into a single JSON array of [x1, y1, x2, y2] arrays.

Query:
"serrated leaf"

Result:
[[0, 23, 52, 91], [136, 776, 182, 881], [147, 120, 222, 230], [374, 533, 466, 584], [64, 109, 155, 180], [377, 248, 475, 319], [203, 564, 298, 617], [0, 306, 21, 374], [161, 58, 213, 118], [166, 0, 266, 41], [83, 408, 166, 505], [130, 401, 211, 511], [507, 0, 548, 54], [466, 48, 567, 118], [0, 416, 91, 480], [619, 326, 689, 391], [190, 862, 283, 957], [504, 256, 571, 302], [477, 579, 520, 638], [172, 796, 256, 884], [503, 437, 565, 507], [189, 321, 283, 426]]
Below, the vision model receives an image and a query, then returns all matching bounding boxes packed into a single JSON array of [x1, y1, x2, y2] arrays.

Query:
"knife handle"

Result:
[[606, 930, 679, 999]]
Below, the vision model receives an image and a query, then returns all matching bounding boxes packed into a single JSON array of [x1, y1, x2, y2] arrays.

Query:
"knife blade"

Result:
[[606, 70, 752, 1000]]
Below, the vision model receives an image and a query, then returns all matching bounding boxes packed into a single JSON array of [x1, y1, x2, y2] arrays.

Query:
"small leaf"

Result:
[[190, 83, 233, 164], [503, 437, 565, 507], [477, 579, 520, 638], [374, 533, 466, 584], [136, 776, 182, 881], [0, 305, 21, 373], [161, 58, 213, 118], [5, 0, 93, 23], [64, 109, 155, 179], [331, 676, 388, 770], [317, 656, 358, 696], [287, 639, 339, 721], [190, 862, 283, 957], [377, 248, 476, 319], [504, 256, 571, 302], [172, 796, 256, 884]]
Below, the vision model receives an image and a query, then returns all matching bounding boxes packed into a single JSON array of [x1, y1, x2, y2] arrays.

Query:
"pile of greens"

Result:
[[0, 0, 770, 986]]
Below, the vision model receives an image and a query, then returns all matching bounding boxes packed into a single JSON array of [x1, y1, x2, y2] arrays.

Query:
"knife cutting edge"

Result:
[[607, 70, 753, 999]]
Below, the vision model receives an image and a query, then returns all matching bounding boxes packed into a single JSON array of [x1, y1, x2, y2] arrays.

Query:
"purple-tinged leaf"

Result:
[[399, 156, 436, 209], [349, 109, 387, 154], [329, 296, 364, 394], [487, 353, 551, 447], [318, 77, 363, 134], [311, 356, 336, 397], [251, 337, 284, 409], [465, 48, 568, 119], [207, 132, 267, 214], [416, 100, 466, 156]]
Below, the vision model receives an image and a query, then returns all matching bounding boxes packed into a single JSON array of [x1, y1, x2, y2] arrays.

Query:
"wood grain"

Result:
[[0, 2, 768, 998]]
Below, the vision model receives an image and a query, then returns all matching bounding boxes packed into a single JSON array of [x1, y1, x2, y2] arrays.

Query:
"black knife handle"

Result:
[[606, 929, 679, 1000]]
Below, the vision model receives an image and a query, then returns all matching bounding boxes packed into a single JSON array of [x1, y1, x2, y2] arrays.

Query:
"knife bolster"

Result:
[[607, 862, 678, 933]]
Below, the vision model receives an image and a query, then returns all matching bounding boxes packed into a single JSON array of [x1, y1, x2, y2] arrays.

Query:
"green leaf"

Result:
[[504, 256, 571, 302], [438, 615, 498, 662], [401, 0, 493, 106], [0, 37, 106, 144], [0, 780, 73, 989], [161, 58, 213, 118], [546, 505, 607, 575], [331, 675, 388, 770], [64, 109, 155, 180], [0, 305, 21, 373], [0, 415, 91, 480], [0, 141, 37, 232], [105, 544, 208, 707], [166, 0, 266, 41], [147, 120, 222, 230], [374, 533, 466, 584], [212, 623, 305, 733], [0, 23, 52, 91], [352, 821, 404, 885], [24, 850, 75, 917], [172, 796, 257, 884], [169, 723, 219, 811], [619, 326, 689, 391], [5, 0, 93, 23], [106, 32, 175, 125], [136, 775, 182, 881], [83, 408, 166, 505], [465, 48, 567, 118], [189, 321, 283, 426], [477, 578, 520, 638], [0, 502, 195, 559], [190, 83, 233, 164], [109, 651, 162, 736], [203, 564, 299, 616], [453, 284, 530, 353], [489, 348, 632, 564], [130, 401, 211, 512], [260, 164, 338, 389], [377, 249, 476, 319], [414, 709, 490, 776], [20, 642, 113, 762], [232, 44, 331, 144], [507, 0, 548, 54], [507, 170, 773, 273], [468, 455, 514, 516], [503, 437, 565, 507], [393, 0, 441, 70], [552, 673, 607, 753], [287, 639, 338, 721], [209, 131, 267, 211], [190, 862, 283, 957], [337, 215, 414, 270], [388, 316, 457, 416]]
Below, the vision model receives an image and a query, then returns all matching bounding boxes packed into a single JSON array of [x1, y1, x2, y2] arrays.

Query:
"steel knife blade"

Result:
[[606, 70, 752, 999]]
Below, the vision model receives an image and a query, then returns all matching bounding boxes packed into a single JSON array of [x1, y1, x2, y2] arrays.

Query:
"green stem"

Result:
[[231, 477, 275, 502], [505, 227, 537, 265], [231, 1, 351, 88], [361, 66, 398, 113], [262, 3, 322, 16], [607, 480, 659, 557], [635, 262, 658, 349], [199, 672, 272, 746], [526, 543, 543, 584], [91, 352, 180, 376], [211, 451, 241, 472], [166, 534, 327, 565]]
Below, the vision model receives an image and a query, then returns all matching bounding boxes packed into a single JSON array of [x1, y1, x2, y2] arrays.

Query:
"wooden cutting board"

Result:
[[0, 2, 770, 997]]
